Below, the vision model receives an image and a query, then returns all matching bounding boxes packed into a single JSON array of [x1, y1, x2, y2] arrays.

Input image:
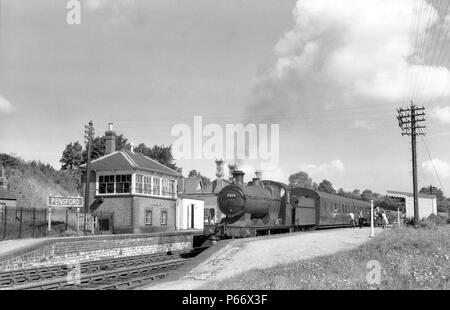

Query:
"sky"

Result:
[[1, 0, 450, 195]]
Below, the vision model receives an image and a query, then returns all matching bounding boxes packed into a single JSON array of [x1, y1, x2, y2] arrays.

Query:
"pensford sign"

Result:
[[48, 196, 83, 208]]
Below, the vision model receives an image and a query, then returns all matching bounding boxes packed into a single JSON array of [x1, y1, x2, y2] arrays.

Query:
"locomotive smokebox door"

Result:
[[218, 187, 245, 217]]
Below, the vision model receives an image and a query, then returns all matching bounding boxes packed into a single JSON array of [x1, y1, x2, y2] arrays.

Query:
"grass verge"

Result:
[[202, 224, 449, 290]]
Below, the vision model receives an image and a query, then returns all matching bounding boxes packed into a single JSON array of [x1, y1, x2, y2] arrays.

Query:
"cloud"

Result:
[[430, 106, 450, 124], [422, 158, 450, 178], [248, 0, 450, 121], [0, 94, 13, 113], [300, 159, 345, 179], [260, 164, 286, 183], [84, 0, 107, 11], [234, 162, 287, 183], [351, 120, 378, 130], [84, 0, 136, 19]]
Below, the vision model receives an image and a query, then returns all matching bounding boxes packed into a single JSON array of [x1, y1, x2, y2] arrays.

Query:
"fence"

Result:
[[0, 206, 80, 240]]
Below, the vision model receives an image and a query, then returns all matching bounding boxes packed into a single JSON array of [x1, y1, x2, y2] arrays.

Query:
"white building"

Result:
[[387, 190, 437, 219], [176, 195, 204, 230]]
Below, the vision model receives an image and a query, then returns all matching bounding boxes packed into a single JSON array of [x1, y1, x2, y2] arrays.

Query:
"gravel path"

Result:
[[146, 227, 384, 290]]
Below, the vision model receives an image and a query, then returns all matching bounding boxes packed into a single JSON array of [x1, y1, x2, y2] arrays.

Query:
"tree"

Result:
[[134, 143, 180, 172], [437, 200, 450, 213], [352, 189, 361, 199], [288, 171, 313, 188], [375, 195, 403, 211], [337, 188, 353, 198], [318, 179, 336, 194], [80, 133, 130, 163], [419, 185, 444, 200], [361, 189, 374, 201], [60, 141, 83, 170], [188, 169, 211, 185], [66, 131, 181, 172]]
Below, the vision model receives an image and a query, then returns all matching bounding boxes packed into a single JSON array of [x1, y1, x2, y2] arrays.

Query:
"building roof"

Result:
[[197, 178, 231, 194], [177, 193, 205, 200], [0, 189, 19, 201], [80, 150, 181, 177], [183, 177, 203, 194], [387, 190, 436, 200]]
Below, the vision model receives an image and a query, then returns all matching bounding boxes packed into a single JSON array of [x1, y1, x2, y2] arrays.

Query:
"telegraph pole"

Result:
[[397, 102, 426, 225], [84, 121, 94, 234]]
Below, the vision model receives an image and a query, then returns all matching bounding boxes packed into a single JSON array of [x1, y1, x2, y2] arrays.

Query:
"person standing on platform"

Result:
[[381, 211, 389, 229], [349, 212, 355, 228], [358, 211, 364, 229]]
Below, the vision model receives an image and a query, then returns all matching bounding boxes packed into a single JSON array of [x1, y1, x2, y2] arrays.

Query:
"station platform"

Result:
[[144, 227, 384, 290], [0, 230, 203, 271]]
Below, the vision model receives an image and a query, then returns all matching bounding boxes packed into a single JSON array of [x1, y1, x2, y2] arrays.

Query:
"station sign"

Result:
[[48, 196, 84, 208]]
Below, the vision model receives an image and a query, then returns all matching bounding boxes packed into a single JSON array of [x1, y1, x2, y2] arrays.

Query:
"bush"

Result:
[[62, 229, 84, 237], [418, 213, 446, 228]]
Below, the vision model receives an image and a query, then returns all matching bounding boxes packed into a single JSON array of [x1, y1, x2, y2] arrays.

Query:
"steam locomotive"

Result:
[[204, 170, 371, 238]]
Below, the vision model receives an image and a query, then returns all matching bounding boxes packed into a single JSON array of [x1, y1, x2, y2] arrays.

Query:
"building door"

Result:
[[191, 204, 195, 229]]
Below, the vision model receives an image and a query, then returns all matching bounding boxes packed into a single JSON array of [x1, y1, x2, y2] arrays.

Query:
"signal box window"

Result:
[[115, 175, 131, 193], [99, 175, 115, 194], [153, 177, 161, 196], [136, 174, 144, 194]]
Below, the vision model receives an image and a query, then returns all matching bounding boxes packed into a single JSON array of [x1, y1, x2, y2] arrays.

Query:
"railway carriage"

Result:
[[290, 188, 371, 230]]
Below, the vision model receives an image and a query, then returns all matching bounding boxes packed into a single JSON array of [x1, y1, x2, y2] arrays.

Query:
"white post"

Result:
[[397, 207, 400, 227], [48, 206, 52, 232], [76, 208, 80, 232], [370, 200, 374, 238]]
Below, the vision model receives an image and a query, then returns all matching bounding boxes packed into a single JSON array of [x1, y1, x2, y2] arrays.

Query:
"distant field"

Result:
[[204, 224, 450, 290]]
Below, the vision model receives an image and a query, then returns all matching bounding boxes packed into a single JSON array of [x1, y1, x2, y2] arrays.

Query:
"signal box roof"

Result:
[[80, 150, 181, 177]]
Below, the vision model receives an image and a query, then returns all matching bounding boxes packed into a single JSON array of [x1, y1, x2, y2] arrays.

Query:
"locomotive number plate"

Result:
[[226, 193, 236, 198]]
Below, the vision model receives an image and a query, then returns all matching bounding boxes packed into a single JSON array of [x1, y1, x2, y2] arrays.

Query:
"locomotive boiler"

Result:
[[209, 170, 292, 238]]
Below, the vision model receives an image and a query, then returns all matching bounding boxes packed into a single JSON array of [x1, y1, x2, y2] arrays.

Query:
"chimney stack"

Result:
[[105, 123, 117, 155], [232, 170, 245, 186], [215, 159, 224, 179]]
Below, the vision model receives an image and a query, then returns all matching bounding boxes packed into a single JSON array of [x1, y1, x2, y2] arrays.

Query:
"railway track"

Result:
[[0, 246, 208, 290]]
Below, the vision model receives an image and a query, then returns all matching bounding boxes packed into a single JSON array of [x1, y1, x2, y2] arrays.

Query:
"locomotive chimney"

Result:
[[105, 123, 116, 155], [232, 170, 245, 186]]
